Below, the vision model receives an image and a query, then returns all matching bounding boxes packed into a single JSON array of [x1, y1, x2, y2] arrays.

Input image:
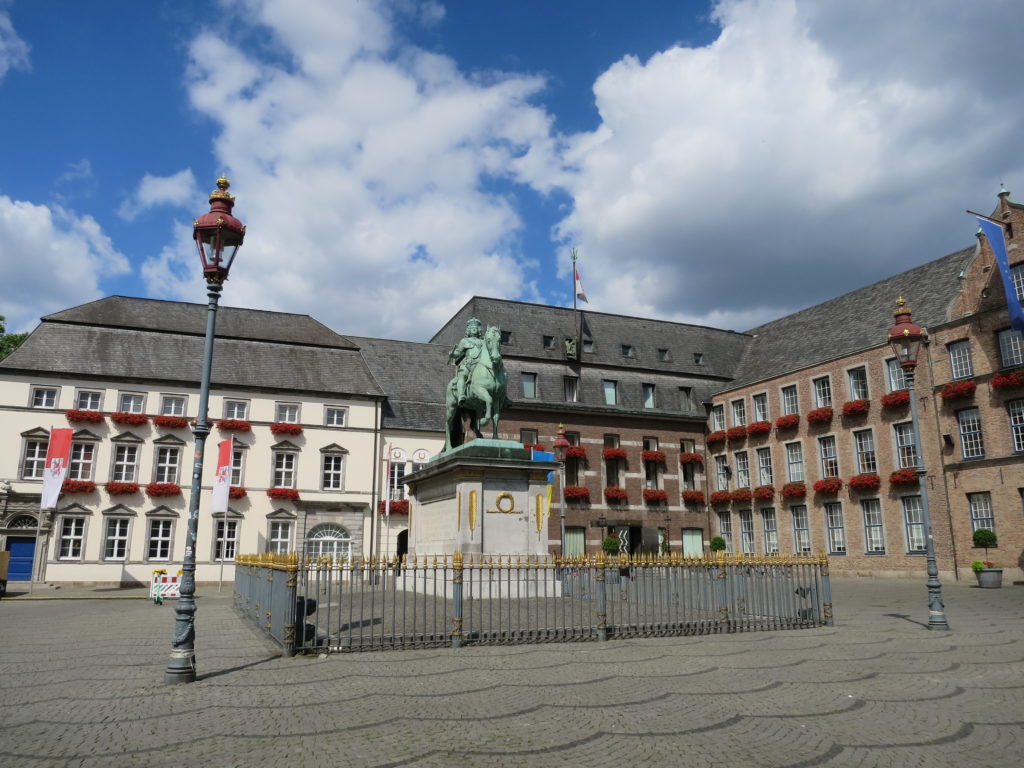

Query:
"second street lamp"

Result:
[[553, 424, 569, 556]]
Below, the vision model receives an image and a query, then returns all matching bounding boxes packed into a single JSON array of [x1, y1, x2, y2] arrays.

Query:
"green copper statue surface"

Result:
[[444, 317, 508, 450]]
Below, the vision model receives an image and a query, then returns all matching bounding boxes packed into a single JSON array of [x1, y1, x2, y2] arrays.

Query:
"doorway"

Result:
[[5, 537, 36, 581]]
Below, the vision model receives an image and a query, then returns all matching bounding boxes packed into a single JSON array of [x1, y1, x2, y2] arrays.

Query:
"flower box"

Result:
[[65, 409, 105, 424], [940, 380, 976, 401], [603, 486, 628, 502], [709, 490, 732, 505], [217, 419, 252, 432], [378, 499, 410, 515], [679, 452, 704, 465], [753, 485, 775, 500], [880, 390, 910, 409], [146, 482, 181, 497], [731, 487, 752, 502], [110, 412, 149, 426], [565, 445, 588, 460], [807, 407, 834, 425], [726, 426, 748, 441], [781, 482, 806, 499], [682, 490, 705, 505], [813, 478, 843, 494], [105, 481, 140, 495], [841, 399, 870, 417], [706, 430, 727, 445], [643, 489, 668, 504], [270, 422, 304, 436], [62, 480, 96, 493], [563, 485, 590, 501], [888, 469, 919, 486], [775, 414, 800, 430], [229, 486, 247, 499], [747, 421, 772, 436], [266, 487, 300, 500], [641, 449, 666, 464], [991, 370, 1024, 390], [602, 447, 627, 461], [153, 415, 189, 429], [522, 442, 547, 452], [848, 473, 882, 491]]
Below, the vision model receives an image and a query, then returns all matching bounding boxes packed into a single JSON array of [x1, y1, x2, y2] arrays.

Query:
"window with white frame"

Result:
[[154, 446, 180, 484], [104, 518, 130, 561], [734, 451, 750, 488], [948, 340, 973, 380], [824, 502, 846, 554], [563, 376, 579, 402], [276, 403, 299, 423], [322, 453, 345, 490], [957, 407, 985, 459], [21, 439, 46, 479], [642, 383, 656, 409], [818, 436, 839, 478], [717, 511, 734, 553], [968, 492, 994, 532], [69, 442, 95, 480], [715, 455, 730, 491], [752, 393, 769, 422], [731, 399, 746, 427], [58, 516, 86, 559], [604, 434, 621, 487], [388, 461, 407, 501], [781, 385, 798, 415], [901, 496, 926, 553], [786, 442, 804, 482], [214, 519, 238, 561], [1013, 263, 1024, 302], [223, 400, 248, 419], [894, 422, 918, 468], [738, 510, 755, 554], [118, 393, 145, 413], [756, 447, 773, 485], [230, 449, 245, 486], [761, 508, 779, 553], [853, 429, 877, 474], [76, 390, 102, 411], [861, 499, 885, 554], [161, 395, 186, 416], [711, 404, 725, 431], [307, 524, 352, 562], [886, 358, 907, 392], [602, 380, 618, 405], [269, 521, 291, 554], [813, 377, 832, 408], [643, 436, 660, 490], [791, 505, 811, 553], [997, 328, 1024, 368], [325, 407, 347, 427], [148, 519, 173, 561], [521, 372, 537, 399], [847, 367, 869, 400], [272, 451, 297, 488], [31, 387, 58, 408], [1009, 399, 1024, 453], [111, 445, 139, 482]]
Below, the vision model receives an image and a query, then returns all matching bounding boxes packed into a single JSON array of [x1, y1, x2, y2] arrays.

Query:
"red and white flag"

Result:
[[40, 428, 73, 509], [211, 438, 233, 514], [574, 267, 589, 304]]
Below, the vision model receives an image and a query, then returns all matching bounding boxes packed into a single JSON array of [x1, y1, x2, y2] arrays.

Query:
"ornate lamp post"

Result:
[[552, 424, 569, 556], [166, 177, 246, 684], [887, 297, 949, 631]]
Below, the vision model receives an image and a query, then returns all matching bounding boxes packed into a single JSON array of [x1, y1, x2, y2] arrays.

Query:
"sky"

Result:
[[2, 0, 1024, 340]]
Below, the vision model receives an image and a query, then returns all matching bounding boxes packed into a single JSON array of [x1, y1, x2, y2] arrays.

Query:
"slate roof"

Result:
[[349, 336, 450, 431]]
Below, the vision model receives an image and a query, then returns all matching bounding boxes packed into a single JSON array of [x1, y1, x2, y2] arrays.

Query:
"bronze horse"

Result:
[[444, 325, 508, 450]]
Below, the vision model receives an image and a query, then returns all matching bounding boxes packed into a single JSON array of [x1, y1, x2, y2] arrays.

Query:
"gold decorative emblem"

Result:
[[487, 492, 518, 514], [469, 490, 477, 530], [535, 494, 543, 532]]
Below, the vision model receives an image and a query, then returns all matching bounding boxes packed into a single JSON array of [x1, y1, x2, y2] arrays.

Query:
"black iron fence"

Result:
[[235, 553, 833, 655]]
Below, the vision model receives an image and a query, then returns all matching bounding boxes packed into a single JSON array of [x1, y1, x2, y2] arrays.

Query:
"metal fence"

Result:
[[235, 553, 833, 655]]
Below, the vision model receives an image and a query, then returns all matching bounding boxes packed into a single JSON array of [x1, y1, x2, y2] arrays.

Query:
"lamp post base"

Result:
[[165, 652, 196, 684]]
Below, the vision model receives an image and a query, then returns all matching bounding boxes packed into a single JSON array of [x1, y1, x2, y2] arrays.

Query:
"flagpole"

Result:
[[571, 248, 580, 355]]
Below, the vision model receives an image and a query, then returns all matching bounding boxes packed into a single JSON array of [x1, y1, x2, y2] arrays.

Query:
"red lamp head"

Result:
[[887, 296, 925, 371], [194, 176, 245, 282], [552, 423, 569, 463]]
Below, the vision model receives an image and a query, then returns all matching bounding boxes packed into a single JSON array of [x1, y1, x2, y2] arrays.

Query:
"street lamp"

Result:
[[887, 297, 949, 631], [553, 424, 569, 557], [166, 176, 246, 684]]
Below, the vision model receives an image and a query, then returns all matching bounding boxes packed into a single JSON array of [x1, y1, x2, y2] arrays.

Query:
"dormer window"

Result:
[[621, 344, 634, 357], [543, 335, 555, 349], [693, 352, 705, 365], [583, 339, 594, 353], [658, 348, 670, 362], [500, 331, 512, 344]]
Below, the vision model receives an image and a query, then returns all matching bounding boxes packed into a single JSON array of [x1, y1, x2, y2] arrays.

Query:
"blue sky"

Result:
[[3, 0, 1024, 340]]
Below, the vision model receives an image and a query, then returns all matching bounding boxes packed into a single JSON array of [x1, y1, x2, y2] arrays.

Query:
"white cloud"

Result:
[[117, 169, 198, 221], [0, 7, 29, 81]]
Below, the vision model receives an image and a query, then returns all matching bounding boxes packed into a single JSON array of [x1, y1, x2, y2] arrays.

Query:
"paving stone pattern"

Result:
[[1, 580, 1022, 767]]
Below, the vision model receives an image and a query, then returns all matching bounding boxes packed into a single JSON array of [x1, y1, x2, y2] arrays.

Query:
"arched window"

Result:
[[8, 515, 38, 529], [307, 524, 352, 562]]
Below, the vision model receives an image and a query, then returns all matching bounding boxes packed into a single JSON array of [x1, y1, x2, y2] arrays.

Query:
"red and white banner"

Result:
[[40, 428, 73, 509], [211, 438, 233, 514], [574, 268, 589, 304]]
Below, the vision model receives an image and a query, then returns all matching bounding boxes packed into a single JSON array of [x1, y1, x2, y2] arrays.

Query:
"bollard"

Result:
[[451, 552, 464, 649], [595, 553, 608, 641]]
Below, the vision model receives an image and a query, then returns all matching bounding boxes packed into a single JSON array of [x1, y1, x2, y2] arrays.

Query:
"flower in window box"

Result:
[[706, 430, 727, 445], [641, 449, 666, 464], [65, 408, 105, 424], [841, 399, 870, 417], [217, 419, 252, 432], [880, 390, 910, 409], [731, 487, 752, 502], [603, 486, 628, 502], [146, 482, 182, 497], [781, 482, 806, 499], [806, 407, 833, 425], [266, 487, 300, 500], [565, 445, 588, 460], [601, 447, 627, 461], [774, 414, 800, 430], [682, 490, 705, 505], [679, 452, 704, 465], [153, 415, 189, 429], [229, 486, 247, 499], [991, 370, 1024, 390], [709, 490, 732, 505], [812, 478, 843, 494], [110, 412, 149, 426], [105, 481, 140, 495], [940, 380, 976, 401], [643, 488, 668, 504], [753, 485, 775, 501], [62, 479, 96, 493], [378, 499, 410, 515], [726, 426, 747, 441], [270, 423, 304, 436], [563, 485, 590, 501], [848, 473, 881, 491], [747, 421, 772, 437], [888, 469, 919, 486], [522, 442, 548, 452]]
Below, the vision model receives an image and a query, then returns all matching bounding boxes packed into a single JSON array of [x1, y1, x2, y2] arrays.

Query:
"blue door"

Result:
[[5, 537, 36, 581]]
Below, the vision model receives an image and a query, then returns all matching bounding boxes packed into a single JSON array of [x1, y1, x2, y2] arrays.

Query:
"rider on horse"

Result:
[[449, 317, 485, 406]]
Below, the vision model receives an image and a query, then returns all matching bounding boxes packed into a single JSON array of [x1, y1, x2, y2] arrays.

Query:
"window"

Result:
[[756, 447, 773, 486], [388, 461, 407, 501], [853, 429, 877, 474], [104, 518, 130, 561], [500, 331, 512, 344], [711, 404, 725, 431], [643, 437, 659, 490], [824, 502, 846, 554], [76, 390, 102, 411], [214, 519, 238, 562], [118, 393, 145, 413], [224, 400, 248, 419], [791, 505, 811, 553], [679, 387, 692, 410], [32, 387, 58, 408], [273, 452, 297, 488], [658, 348, 670, 362], [69, 442, 95, 480], [307, 524, 352, 562], [322, 453, 345, 490], [786, 442, 804, 482], [957, 408, 985, 459], [602, 380, 617, 405], [21, 439, 46, 479], [543, 335, 555, 349], [738, 510, 755, 554], [230, 449, 245, 486], [565, 527, 586, 556], [948, 340, 973, 380], [680, 440, 696, 490], [886, 358, 907, 392], [269, 521, 291, 554], [155, 447, 180, 484], [642, 383, 656, 408], [58, 517, 85, 559], [998, 328, 1024, 368], [1009, 399, 1024, 453], [621, 344, 634, 357], [714, 455, 730, 491], [582, 339, 594, 353], [731, 399, 746, 426], [818, 436, 838, 478], [761, 508, 779, 554], [901, 496, 926, 553], [847, 367, 869, 400], [161, 396, 185, 417], [604, 434, 621, 487], [752, 393, 769, 422], [563, 376, 578, 402], [693, 352, 705, 365], [325, 407, 347, 427], [521, 372, 537, 399], [861, 499, 885, 554], [520, 428, 539, 445], [968, 492, 994, 532], [894, 422, 918, 468], [565, 431, 581, 486], [781, 385, 798, 415], [1013, 263, 1024, 302], [813, 377, 832, 408], [718, 512, 734, 553], [111, 445, 139, 482], [276, 403, 299, 423], [148, 519, 173, 561], [734, 451, 750, 488]]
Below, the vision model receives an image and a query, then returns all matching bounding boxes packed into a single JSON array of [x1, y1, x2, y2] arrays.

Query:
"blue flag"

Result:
[[978, 217, 1024, 332]]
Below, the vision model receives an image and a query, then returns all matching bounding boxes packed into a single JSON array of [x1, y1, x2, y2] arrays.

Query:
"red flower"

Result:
[[642, 489, 668, 504], [602, 447, 627, 461], [603, 486, 628, 501], [848, 473, 882, 491], [563, 485, 590, 500], [727, 426, 748, 441], [62, 479, 96, 493], [706, 431, 727, 444], [747, 421, 772, 436], [641, 449, 666, 464], [888, 469, 919, 486], [270, 423, 304, 436], [565, 445, 588, 460], [65, 409, 104, 424], [753, 485, 775, 500], [807, 407, 834, 425], [110, 412, 149, 426], [709, 490, 732, 505], [813, 478, 843, 494], [731, 487, 752, 502], [105, 481, 140, 495], [217, 419, 252, 432], [880, 390, 910, 409], [378, 499, 410, 515], [267, 487, 300, 500], [940, 380, 976, 401], [522, 442, 548, 452], [679, 452, 704, 465], [229, 486, 248, 499], [775, 414, 800, 430], [842, 399, 870, 417], [682, 490, 705, 504], [781, 482, 806, 499], [991, 370, 1024, 390], [153, 415, 189, 429], [146, 482, 182, 497]]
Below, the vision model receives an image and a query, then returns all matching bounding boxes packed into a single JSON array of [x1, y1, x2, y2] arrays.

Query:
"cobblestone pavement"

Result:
[[1, 579, 1022, 768]]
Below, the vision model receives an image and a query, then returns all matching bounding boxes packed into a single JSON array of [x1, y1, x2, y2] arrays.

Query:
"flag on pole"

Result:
[[211, 438, 233, 514], [574, 267, 589, 303], [977, 217, 1024, 331], [40, 428, 73, 509]]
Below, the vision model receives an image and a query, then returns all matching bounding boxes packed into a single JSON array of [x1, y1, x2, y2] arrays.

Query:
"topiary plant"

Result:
[[601, 535, 621, 555], [972, 528, 997, 557], [709, 536, 727, 553]]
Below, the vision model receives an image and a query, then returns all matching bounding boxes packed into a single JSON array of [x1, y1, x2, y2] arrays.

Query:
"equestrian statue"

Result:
[[444, 317, 508, 451]]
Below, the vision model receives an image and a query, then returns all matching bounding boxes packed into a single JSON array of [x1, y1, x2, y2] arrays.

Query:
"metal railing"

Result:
[[234, 552, 833, 655]]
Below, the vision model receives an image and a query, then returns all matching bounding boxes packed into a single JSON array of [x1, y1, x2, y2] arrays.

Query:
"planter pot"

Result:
[[975, 569, 1003, 589]]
